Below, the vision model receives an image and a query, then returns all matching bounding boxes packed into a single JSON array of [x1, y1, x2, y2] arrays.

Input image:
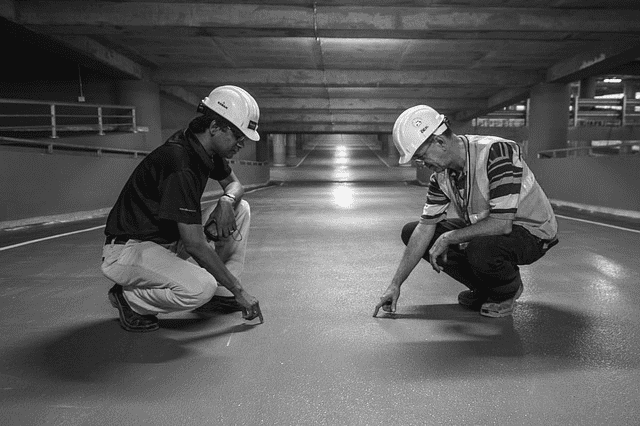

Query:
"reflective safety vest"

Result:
[[432, 135, 557, 240]]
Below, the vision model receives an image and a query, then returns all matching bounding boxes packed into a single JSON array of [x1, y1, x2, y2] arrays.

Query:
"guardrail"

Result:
[[0, 135, 271, 166], [473, 96, 640, 128], [0, 98, 138, 138], [570, 97, 640, 127], [0, 136, 148, 158], [537, 141, 639, 158]]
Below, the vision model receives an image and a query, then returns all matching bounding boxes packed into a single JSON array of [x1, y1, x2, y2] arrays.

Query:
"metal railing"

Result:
[[0, 136, 148, 158], [570, 97, 640, 127], [0, 98, 138, 138], [537, 141, 639, 158], [0, 135, 270, 166], [473, 96, 640, 128]]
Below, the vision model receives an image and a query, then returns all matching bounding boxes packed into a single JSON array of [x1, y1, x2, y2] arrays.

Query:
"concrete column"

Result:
[[256, 132, 270, 162], [378, 133, 387, 154], [116, 80, 162, 150], [528, 83, 571, 155], [272, 134, 286, 166], [386, 134, 401, 166], [579, 77, 598, 99], [623, 80, 637, 99], [296, 134, 305, 152], [286, 134, 297, 160]]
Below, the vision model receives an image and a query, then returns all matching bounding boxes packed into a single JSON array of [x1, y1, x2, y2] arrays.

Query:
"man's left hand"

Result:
[[428, 231, 452, 273], [207, 198, 237, 238]]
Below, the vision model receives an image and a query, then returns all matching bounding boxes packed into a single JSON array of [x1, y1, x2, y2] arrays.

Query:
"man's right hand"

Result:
[[235, 289, 263, 323], [373, 285, 401, 317]]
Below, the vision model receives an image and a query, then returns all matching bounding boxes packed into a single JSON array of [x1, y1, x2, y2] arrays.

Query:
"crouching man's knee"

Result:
[[401, 221, 419, 246], [172, 272, 217, 311], [235, 199, 250, 221]]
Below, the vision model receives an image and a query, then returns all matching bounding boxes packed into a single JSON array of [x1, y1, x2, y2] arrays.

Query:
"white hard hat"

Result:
[[392, 105, 447, 164], [200, 85, 260, 141]]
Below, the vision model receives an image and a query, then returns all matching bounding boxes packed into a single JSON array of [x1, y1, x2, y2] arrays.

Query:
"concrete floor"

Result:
[[1, 135, 639, 425]]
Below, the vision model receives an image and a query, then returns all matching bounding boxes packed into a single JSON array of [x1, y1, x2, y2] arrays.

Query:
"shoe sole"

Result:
[[108, 292, 159, 332], [479, 284, 524, 318]]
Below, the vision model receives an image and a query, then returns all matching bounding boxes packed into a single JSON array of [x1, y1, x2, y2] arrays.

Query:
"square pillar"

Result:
[[528, 83, 571, 154]]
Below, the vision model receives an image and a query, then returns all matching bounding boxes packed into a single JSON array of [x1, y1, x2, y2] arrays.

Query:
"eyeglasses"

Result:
[[228, 126, 246, 144], [412, 144, 431, 167]]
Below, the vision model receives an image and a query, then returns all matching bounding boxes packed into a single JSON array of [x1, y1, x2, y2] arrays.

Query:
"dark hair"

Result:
[[188, 104, 234, 134]]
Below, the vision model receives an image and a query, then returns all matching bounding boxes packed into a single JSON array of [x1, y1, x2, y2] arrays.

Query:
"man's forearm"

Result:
[[186, 242, 243, 295], [445, 217, 512, 244], [391, 223, 435, 287], [223, 182, 244, 202]]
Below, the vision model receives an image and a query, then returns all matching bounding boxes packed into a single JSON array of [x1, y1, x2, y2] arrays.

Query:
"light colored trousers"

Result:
[[101, 200, 250, 315]]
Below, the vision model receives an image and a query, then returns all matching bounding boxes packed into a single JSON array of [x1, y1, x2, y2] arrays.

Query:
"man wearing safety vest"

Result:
[[374, 105, 558, 318], [102, 85, 263, 332]]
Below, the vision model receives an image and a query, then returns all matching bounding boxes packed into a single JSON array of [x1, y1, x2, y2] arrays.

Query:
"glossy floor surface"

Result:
[[1, 135, 639, 425]]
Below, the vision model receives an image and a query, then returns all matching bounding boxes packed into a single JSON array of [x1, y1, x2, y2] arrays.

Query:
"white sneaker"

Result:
[[480, 283, 523, 318]]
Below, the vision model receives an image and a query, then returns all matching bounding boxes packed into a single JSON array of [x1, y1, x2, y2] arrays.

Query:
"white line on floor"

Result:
[[0, 225, 105, 252], [556, 214, 640, 234], [2, 213, 637, 253]]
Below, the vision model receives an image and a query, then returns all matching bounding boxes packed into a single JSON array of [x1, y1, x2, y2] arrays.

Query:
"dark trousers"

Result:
[[401, 220, 551, 300]]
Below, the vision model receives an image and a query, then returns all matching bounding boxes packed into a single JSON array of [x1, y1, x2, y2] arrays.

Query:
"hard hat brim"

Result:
[[244, 128, 260, 142], [397, 119, 446, 164]]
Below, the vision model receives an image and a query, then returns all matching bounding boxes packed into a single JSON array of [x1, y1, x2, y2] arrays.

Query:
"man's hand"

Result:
[[428, 231, 452, 273], [373, 285, 401, 317], [235, 289, 263, 324], [206, 197, 237, 239]]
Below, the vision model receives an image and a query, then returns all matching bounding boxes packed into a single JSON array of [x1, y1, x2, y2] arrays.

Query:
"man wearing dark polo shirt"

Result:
[[101, 85, 263, 332]]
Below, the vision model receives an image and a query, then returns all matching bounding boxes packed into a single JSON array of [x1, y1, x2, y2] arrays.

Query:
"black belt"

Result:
[[105, 235, 130, 245], [542, 236, 559, 251]]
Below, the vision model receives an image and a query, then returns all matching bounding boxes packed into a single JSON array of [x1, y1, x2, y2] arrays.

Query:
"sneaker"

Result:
[[458, 289, 488, 308], [480, 283, 524, 318], [193, 295, 243, 314], [107, 284, 159, 332]]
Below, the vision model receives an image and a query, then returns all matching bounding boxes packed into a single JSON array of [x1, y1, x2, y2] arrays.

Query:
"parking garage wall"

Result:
[[0, 133, 270, 225]]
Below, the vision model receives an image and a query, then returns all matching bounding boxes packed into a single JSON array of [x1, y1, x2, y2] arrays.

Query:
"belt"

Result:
[[105, 235, 130, 245], [542, 236, 559, 251]]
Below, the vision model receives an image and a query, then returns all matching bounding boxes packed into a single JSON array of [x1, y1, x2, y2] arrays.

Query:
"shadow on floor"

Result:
[[368, 301, 635, 380], [2, 316, 252, 385]]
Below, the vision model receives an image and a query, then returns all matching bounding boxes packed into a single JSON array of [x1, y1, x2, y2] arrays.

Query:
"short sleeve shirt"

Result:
[[104, 129, 231, 244], [421, 140, 523, 224]]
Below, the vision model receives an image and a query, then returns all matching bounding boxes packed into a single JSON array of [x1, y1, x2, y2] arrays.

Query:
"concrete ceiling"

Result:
[[2, 0, 640, 134]]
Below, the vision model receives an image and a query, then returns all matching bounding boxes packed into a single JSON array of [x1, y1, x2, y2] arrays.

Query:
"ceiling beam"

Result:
[[456, 42, 640, 121], [257, 98, 488, 110], [455, 87, 531, 121], [154, 68, 542, 87], [547, 41, 640, 83], [50, 35, 150, 80], [158, 89, 486, 112], [259, 123, 393, 134], [608, 61, 640, 76], [15, 3, 640, 34], [261, 112, 402, 123], [160, 86, 202, 107]]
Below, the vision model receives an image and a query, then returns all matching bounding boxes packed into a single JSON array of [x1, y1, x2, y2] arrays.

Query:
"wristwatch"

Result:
[[222, 193, 236, 202]]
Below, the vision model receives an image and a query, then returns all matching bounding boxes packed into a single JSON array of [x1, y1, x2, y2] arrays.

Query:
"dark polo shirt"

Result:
[[105, 129, 231, 244]]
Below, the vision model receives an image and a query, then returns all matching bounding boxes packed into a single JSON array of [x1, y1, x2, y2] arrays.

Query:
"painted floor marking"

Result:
[[556, 214, 640, 234], [1, 213, 637, 253], [0, 225, 105, 252]]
